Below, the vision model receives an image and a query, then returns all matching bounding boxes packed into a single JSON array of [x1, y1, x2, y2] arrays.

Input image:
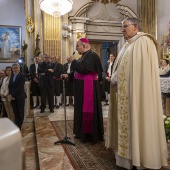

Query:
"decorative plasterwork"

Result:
[[72, 3, 137, 21], [91, 0, 121, 5], [75, 32, 86, 41], [88, 5, 122, 21], [116, 4, 138, 18], [26, 17, 34, 36], [73, 2, 95, 17]]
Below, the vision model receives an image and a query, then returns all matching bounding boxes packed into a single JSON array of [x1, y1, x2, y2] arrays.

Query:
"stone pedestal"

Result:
[[0, 118, 22, 170]]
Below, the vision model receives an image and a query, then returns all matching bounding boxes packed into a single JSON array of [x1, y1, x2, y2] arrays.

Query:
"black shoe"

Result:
[[59, 103, 62, 106], [56, 105, 59, 108], [40, 110, 44, 113], [104, 103, 109, 106], [105, 99, 108, 103], [66, 104, 69, 106], [50, 110, 54, 113]]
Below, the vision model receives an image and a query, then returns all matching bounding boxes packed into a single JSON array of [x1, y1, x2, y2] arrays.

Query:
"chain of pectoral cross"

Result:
[[91, 0, 120, 5]]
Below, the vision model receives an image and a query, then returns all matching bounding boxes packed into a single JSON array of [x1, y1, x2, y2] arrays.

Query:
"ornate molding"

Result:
[[75, 32, 86, 42], [116, 4, 138, 18], [26, 17, 34, 36], [72, 2, 94, 17], [88, 5, 121, 21], [91, 0, 121, 5]]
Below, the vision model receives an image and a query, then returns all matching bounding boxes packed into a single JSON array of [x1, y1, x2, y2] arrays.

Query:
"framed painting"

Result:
[[0, 25, 21, 63]]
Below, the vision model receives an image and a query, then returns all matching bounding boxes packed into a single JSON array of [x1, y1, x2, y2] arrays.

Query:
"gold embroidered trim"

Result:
[[117, 53, 129, 159]]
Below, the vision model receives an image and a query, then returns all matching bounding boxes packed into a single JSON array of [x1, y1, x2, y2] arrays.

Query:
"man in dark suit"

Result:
[[38, 53, 55, 113], [29, 56, 40, 108], [62, 57, 74, 106], [8, 63, 26, 129], [104, 53, 115, 105], [51, 55, 63, 108]]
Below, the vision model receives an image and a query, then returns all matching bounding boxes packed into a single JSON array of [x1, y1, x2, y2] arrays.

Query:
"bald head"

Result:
[[76, 39, 90, 55]]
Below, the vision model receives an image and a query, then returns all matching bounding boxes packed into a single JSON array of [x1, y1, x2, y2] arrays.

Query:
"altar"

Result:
[[160, 77, 170, 116]]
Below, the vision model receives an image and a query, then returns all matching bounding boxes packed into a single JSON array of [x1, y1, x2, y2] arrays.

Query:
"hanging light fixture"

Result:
[[39, 0, 73, 18]]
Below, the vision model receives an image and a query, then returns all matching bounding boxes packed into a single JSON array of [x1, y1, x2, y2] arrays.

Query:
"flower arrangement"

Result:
[[163, 115, 170, 142]]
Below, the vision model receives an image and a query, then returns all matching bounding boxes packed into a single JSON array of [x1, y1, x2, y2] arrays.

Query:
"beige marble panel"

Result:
[[34, 116, 73, 170]]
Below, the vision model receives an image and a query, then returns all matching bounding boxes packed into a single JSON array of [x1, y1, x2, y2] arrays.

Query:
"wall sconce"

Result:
[[63, 23, 72, 31], [62, 31, 71, 38]]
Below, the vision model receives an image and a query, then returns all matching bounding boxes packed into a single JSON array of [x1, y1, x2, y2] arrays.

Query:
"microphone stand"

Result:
[[54, 78, 75, 146]]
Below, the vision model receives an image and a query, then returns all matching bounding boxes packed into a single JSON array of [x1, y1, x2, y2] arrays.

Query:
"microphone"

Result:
[[72, 52, 75, 55]]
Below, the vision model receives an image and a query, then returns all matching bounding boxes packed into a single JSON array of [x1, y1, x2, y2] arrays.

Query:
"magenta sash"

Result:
[[74, 72, 98, 133]]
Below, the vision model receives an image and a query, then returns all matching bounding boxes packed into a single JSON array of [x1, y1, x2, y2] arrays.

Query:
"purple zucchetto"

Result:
[[79, 38, 89, 44]]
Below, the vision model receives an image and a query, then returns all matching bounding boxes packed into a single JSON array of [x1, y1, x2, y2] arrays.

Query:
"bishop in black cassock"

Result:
[[69, 38, 104, 144]]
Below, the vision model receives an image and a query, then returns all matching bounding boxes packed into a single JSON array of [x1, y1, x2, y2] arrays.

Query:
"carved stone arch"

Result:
[[73, 2, 95, 17], [68, 3, 138, 57], [72, 3, 138, 20]]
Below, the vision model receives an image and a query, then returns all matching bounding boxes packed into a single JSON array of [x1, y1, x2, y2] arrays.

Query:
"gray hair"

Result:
[[122, 17, 141, 31], [12, 63, 20, 68]]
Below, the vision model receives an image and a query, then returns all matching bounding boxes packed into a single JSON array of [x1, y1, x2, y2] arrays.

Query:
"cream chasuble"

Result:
[[105, 32, 168, 169]]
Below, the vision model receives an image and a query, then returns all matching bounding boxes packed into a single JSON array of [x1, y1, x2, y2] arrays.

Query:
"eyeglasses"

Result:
[[120, 24, 136, 30]]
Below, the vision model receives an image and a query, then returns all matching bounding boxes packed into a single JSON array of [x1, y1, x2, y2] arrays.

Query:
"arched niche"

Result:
[[68, 2, 138, 56]]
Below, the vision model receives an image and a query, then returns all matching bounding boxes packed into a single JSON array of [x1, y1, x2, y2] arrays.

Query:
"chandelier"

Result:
[[39, 0, 73, 17]]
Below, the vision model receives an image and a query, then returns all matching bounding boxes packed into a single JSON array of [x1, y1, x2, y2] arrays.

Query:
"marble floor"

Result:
[[21, 103, 109, 170], [21, 103, 170, 170]]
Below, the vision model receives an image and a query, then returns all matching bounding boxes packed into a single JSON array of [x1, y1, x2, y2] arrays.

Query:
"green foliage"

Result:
[[163, 115, 170, 142]]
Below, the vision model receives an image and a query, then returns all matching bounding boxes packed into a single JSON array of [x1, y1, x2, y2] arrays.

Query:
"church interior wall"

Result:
[[0, 0, 170, 70], [0, 0, 26, 70]]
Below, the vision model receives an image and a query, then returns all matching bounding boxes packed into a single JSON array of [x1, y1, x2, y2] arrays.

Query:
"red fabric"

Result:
[[80, 38, 89, 44], [74, 72, 98, 133]]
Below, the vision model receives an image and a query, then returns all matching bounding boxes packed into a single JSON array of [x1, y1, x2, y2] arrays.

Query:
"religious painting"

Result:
[[0, 25, 21, 63]]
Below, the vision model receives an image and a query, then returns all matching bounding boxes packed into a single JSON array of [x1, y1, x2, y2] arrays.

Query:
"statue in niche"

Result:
[[34, 34, 41, 56]]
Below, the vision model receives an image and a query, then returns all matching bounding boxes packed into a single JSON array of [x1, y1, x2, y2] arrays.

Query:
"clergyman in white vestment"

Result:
[[105, 17, 168, 169]]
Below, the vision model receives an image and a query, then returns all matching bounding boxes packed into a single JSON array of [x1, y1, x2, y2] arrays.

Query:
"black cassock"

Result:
[[70, 50, 104, 144]]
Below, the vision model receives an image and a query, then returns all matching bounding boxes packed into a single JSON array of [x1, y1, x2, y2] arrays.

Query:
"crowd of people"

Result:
[[0, 17, 169, 169]]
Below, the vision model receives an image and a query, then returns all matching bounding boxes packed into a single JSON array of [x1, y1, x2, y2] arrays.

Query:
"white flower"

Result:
[[163, 115, 167, 120], [165, 120, 169, 124], [167, 117, 170, 121], [168, 139, 170, 143]]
